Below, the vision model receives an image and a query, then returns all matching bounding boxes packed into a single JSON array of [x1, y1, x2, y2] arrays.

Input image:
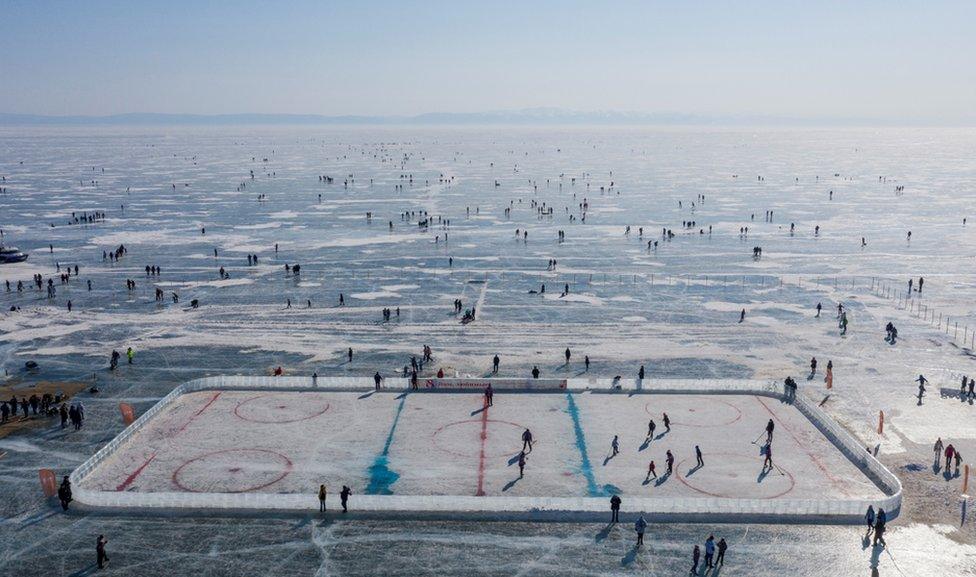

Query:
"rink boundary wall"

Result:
[[69, 376, 902, 522]]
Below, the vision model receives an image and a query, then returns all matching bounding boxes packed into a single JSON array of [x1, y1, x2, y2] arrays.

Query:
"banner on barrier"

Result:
[[424, 378, 567, 390]]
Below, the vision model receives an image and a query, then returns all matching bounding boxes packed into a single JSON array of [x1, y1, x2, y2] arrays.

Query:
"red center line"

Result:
[[475, 399, 489, 496], [116, 453, 156, 491], [174, 391, 222, 435], [754, 396, 851, 497]]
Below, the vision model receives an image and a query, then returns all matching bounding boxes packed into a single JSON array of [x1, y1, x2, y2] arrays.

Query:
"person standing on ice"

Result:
[[611, 435, 619, 457], [347, 348, 353, 362], [609, 494, 621, 522], [492, 355, 500, 374], [340, 485, 351, 513], [865, 505, 876, 535], [765, 419, 775, 443], [584, 356, 590, 371], [522, 429, 534, 452], [564, 348, 571, 365], [690, 545, 701, 575], [518, 451, 526, 478], [666, 450, 675, 475], [815, 302, 822, 317], [945, 443, 955, 468], [646, 418, 656, 440], [704, 535, 716, 568], [646, 461, 657, 480], [934, 438, 944, 467], [484, 384, 493, 407], [374, 372, 382, 390], [96, 535, 109, 569], [717, 537, 728, 566], [809, 357, 817, 377], [663, 413, 671, 432], [695, 445, 704, 468], [638, 365, 645, 381], [126, 347, 134, 364], [634, 515, 647, 546], [739, 309, 745, 323], [918, 277, 924, 292], [318, 484, 327, 512], [531, 366, 540, 379]]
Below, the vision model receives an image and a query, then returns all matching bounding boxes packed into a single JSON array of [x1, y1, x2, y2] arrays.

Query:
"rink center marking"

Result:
[[174, 391, 222, 435], [365, 393, 408, 495], [565, 392, 602, 497]]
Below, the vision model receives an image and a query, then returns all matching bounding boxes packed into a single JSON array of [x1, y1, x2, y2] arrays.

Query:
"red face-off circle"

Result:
[[674, 453, 795, 499], [233, 394, 331, 424], [643, 397, 742, 428], [172, 448, 293, 493]]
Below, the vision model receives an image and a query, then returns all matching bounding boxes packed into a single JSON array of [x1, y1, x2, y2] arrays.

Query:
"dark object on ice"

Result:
[[190, 299, 199, 309], [24, 361, 38, 370], [0, 246, 29, 264]]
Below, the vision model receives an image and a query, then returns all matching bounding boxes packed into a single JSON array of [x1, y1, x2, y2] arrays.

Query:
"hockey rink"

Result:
[[78, 388, 885, 503]]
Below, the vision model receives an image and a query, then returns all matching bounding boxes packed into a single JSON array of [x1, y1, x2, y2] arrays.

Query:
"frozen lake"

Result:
[[1, 125, 975, 575]]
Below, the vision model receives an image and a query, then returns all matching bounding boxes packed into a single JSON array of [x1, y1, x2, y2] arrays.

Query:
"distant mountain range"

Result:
[[0, 108, 942, 126]]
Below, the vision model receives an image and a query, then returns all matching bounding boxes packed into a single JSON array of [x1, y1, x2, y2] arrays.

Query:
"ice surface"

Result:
[[2, 125, 975, 575]]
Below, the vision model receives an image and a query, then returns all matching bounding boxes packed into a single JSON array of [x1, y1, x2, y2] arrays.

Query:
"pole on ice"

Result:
[[877, 411, 884, 435], [963, 464, 970, 495]]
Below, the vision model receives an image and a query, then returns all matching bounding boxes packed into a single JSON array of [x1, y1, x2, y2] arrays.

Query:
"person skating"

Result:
[[522, 428, 534, 453], [609, 494, 621, 522], [765, 418, 775, 443], [484, 384, 494, 407], [695, 445, 704, 468], [704, 535, 716, 568], [763, 443, 773, 470], [739, 309, 745, 323], [96, 535, 109, 569], [934, 437, 944, 467], [663, 413, 671, 432], [340, 485, 351, 513], [518, 451, 526, 478], [646, 418, 656, 440], [611, 435, 619, 457], [916, 375, 927, 404], [717, 537, 727, 566], [634, 514, 647, 546], [646, 461, 657, 480], [815, 302, 822, 317], [666, 450, 675, 475]]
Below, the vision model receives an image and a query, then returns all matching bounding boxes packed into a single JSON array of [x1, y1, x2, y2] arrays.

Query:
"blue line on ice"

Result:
[[365, 393, 407, 495], [565, 392, 605, 497]]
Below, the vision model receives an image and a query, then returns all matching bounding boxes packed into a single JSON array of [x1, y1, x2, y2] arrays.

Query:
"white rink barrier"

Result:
[[70, 376, 902, 522]]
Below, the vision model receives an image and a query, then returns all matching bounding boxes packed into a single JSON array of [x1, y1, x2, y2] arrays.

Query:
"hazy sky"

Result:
[[1, 1, 974, 122]]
